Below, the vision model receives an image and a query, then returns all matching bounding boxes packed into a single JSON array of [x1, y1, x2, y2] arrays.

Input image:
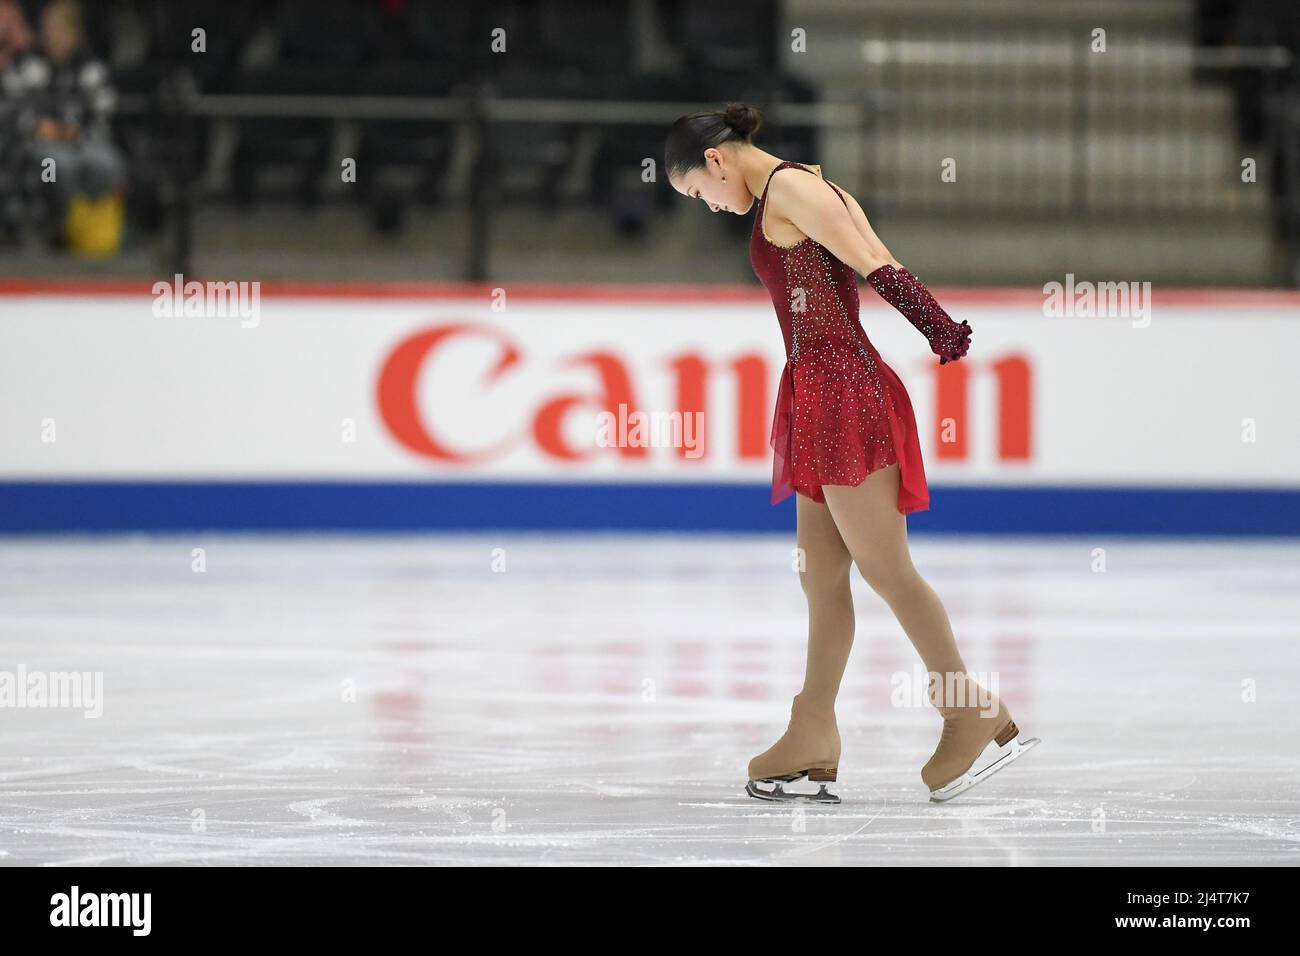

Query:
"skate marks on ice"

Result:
[[0, 536, 1298, 864]]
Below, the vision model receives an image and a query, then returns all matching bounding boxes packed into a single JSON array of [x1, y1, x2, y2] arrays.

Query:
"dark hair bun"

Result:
[[723, 102, 763, 140]]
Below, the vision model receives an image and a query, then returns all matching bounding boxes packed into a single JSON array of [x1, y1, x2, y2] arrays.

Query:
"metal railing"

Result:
[[856, 41, 1295, 221]]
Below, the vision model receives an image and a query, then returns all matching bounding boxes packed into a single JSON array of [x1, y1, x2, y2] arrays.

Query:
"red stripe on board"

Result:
[[0, 278, 1297, 306]]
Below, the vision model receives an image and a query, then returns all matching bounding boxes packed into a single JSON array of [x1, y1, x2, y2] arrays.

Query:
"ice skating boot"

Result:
[[922, 674, 1040, 802], [745, 692, 841, 804]]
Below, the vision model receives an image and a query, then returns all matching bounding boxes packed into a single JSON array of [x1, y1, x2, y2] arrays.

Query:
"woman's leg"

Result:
[[821, 465, 1035, 798], [747, 492, 855, 790], [820, 464, 969, 685], [793, 491, 856, 710]]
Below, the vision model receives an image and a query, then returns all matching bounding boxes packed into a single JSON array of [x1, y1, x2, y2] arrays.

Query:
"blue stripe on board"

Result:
[[0, 482, 1294, 535]]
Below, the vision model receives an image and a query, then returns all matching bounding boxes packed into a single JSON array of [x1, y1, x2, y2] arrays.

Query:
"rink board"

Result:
[[0, 281, 1297, 534]]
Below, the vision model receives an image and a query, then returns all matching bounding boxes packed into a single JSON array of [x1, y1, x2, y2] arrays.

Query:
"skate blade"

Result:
[[929, 734, 1041, 803], [746, 774, 841, 805]]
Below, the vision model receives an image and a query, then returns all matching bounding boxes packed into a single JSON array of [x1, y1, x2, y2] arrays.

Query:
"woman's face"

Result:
[[670, 149, 753, 215]]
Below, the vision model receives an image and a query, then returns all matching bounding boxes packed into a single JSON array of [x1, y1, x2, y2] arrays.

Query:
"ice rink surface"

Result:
[[1, 533, 1297, 866]]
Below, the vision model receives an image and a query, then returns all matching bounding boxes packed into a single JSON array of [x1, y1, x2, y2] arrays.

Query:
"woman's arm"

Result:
[[770, 169, 972, 364], [765, 169, 894, 280], [825, 179, 903, 273]]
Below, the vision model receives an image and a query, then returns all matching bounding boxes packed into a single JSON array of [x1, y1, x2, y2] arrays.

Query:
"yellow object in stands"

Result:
[[64, 193, 125, 257]]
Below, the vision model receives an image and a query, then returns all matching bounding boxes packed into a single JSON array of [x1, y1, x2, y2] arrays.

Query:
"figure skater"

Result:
[[665, 103, 1039, 803]]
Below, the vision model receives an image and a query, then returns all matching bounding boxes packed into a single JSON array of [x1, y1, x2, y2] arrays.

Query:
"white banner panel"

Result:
[[1, 287, 1296, 489]]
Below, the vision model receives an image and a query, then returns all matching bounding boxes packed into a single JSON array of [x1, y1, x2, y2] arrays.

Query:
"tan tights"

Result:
[[794, 463, 968, 710]]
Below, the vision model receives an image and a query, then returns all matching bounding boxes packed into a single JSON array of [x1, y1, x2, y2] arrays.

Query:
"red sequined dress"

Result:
[[749, 161, 930, 513]]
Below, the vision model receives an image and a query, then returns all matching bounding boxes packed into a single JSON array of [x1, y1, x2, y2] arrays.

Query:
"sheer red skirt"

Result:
[[769, 352, 930, 514]]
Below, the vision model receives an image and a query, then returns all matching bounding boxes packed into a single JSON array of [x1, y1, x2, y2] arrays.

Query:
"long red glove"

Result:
[[866, 264, 973, 364]]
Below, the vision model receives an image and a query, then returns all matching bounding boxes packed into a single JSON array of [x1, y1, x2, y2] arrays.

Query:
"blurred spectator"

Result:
[[0, 0, 32, 69], [0, 0, 33, 244], [10, 0, 125, 251]]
